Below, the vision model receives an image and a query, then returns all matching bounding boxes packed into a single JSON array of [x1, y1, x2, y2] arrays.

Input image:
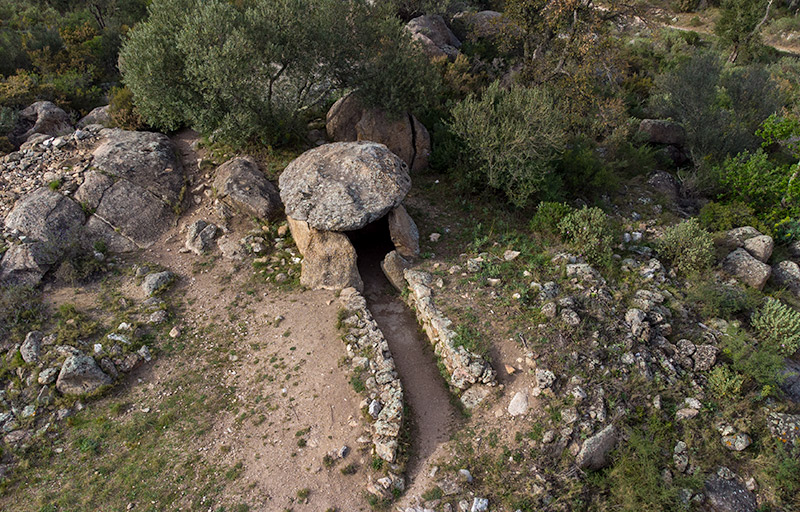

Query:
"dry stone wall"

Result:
[[338, 288, 404, 464], [403, 269, 496, 392]]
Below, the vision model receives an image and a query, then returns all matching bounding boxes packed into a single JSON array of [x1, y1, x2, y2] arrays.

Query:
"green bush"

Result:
[[686, 280, 762, 320], [774, 218, 800, 244], [448, 80, 567, 207], [698, 201, 763, 233], [108, 85, 145, 130], [119, 0, 439, 147], [556, 137, 620, 199], [713, 149, 800, 225], [752, 298, 800, 357], [657, 219, 715, 275], [558, 206, 615, 267], [720, 326, 786, 392], [707, 365, 745, 400], [530, 201, 572, 236]]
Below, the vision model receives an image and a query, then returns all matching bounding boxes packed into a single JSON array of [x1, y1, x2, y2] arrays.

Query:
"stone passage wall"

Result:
[[338, 288, 404, 463], [403, 269, 496, 391]]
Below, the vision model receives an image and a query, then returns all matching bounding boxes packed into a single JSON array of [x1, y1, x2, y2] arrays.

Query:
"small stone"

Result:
[[542, 430, 555, 444], [137, 346, 152, 362], [429, 233, 441, 242], [503, 250, 520, 261], [368, 400, 382, 418], [504, 364, 516, 375], [38, 367, 59, 385], [148, 310, 168, 324], [458, 469, 473, 483], [169, 326, 181, 338], [507, 391, 529, 417], [470, 498, 488, 512], [142, 271, 175, 296], [338, 445, 350, 458], [21, 331, 43, 364], [721, 433, 751, 451], [676, 408, 699, 420]]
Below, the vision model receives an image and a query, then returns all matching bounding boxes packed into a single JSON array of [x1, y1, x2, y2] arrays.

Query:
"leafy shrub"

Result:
[[752, 298, 800, 357], [530, 202, 572, 236], [657, 219, 715, 275], [686, 280, 762, 320], [108, 86, 145, 130], [774, 218, 800, 244], [120, 0, 439, 147], [651, 52, 783, 164], [707, 365, 745, 400], [448, 81, 567, 207], [558, 207, 615, 267], [713, 150, 800, 225], [720, 326, 786, 391], [556, 137, 620, 199], [698, 201, 763, 233]]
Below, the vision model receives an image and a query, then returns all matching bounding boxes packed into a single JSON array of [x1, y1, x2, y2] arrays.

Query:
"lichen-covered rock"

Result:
[[10, 101, 73, 147], [326, 93, 431, 172], [92, 129, 184, 205], [722, 248, 771, 289], [20, 331, 43, 363], [77, 105, 111, 128], [213, 156, 282, 220], [142, 271, 175, 296], [279, 142, 411, 231], [743, 234, 773, 262], [767, 412, 800, 446], [56, 353, 113, 395], [576, 425, 618, 470], [704, 477, 756, 512], [185, 220, 218, 255], [723, 226, 761, 249], [405, 14, 461, 60], [771, 260, 800, 297]]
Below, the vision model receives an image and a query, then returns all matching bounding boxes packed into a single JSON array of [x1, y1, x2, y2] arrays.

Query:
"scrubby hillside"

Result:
[[1, 1, 800, 511]]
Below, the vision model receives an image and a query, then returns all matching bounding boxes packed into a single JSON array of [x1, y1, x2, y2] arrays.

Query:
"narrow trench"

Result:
[[346, 218, 456, 478]]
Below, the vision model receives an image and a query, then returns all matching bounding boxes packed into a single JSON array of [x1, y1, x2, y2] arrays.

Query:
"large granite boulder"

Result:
[[1, 188, 86, 285], [77, 105, 111, 128], [279, 142, 411, 232], [10, 101, 73, 147], [287, 217, 362, 291], [91, 180, 175, 248], [326, 93, 431, 172], [405, 14, 461, 60], [91, 129, 184, 206], [722, 248, 771, 289], [213, 156, 282, 220]]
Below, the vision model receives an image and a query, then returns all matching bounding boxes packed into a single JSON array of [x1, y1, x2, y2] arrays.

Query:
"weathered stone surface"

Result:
[[213, 156, 282, 220], [381, 250, 411, 292], [56, 353, 113, 395], [0, 242, 58, 286], [405, 14, 461, 60], [693, 345, 718, 372], [724, 226, 761, 248], [92, 180, 175, 248], [722, 248, 771, 289], [21, 331, 43, 363], [639, 119, 686, 146], [10, 101, 73, 147], [721, 433, 752, 451], [576, 425, 618, 470], [73, 171, 114, 210], [142, 271, 175, 296], [388, 205, 420, 259], [326, 93, 431, 172], [704, 477, 756, 512], [92, 129, 184, 205], [185, 220, 218, 255], [279, 142, 411, 232], [356, 109, 431, 173], [767, 411, 800, 445], [647, 170, 680, 199], [771, 260, 800, 296], [780, 360, 800, 403], [77, 105, 111, 128], [82, 216, 138, 253], [288, 217, 363, 291], [743, 235, 773, 262], [5, 188, 85, 248], [508, 391, 529, 417]]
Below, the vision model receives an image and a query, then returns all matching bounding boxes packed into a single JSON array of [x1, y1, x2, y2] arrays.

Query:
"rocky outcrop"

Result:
[[279, 142, 411, 232], [56, 352, 113, 395], [10, 101, 73, 147], [722, 248, 771, 289], [403, 269, 496, 396], [213, 156, 282, 221], [287, 217, 363, 291], [1, 188, 85, 285], [326, 93, 431, 172], [405, 14, 461, 60], [339, 288, 404, 464], [77, 105, 111, 128]]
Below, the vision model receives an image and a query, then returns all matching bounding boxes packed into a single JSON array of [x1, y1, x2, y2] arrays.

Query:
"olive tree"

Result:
[[119, 0, 439, 146]]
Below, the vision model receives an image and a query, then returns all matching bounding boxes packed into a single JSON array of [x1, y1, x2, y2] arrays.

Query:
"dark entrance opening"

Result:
[[346, 214, 394, 294]]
